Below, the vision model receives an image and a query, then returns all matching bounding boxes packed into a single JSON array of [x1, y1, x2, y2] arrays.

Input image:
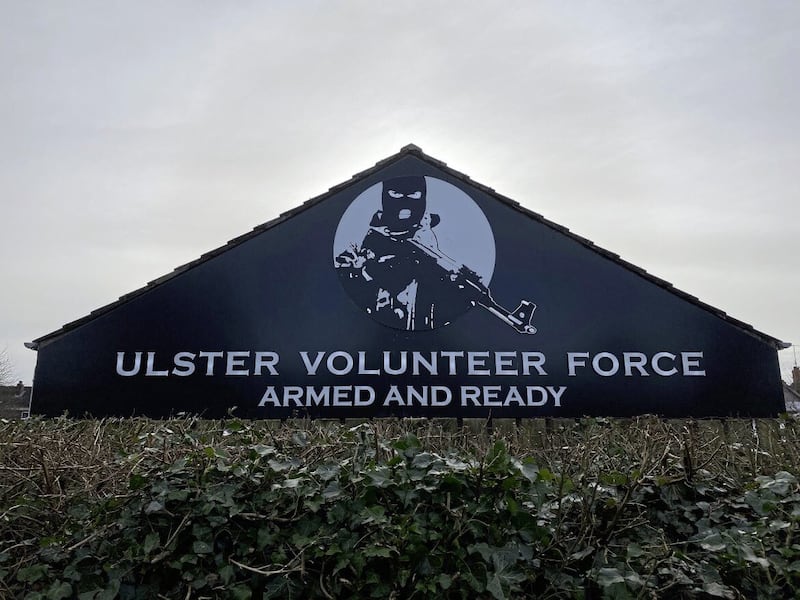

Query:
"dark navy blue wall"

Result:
[[32, 155, 784, 417]]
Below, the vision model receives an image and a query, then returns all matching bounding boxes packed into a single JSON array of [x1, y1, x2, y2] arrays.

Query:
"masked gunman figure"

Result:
[[335, 175, 540, 334], [336, 176, 474, 330]]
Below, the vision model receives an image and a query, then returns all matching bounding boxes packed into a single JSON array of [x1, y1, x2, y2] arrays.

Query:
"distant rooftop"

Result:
[[0, 382, 31, 420]]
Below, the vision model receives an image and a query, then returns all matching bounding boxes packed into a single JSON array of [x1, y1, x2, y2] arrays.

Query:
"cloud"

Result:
[[1, 1, 799, 383]]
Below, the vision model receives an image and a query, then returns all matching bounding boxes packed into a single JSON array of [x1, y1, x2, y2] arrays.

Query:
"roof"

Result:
[[30, 144, 788, 350], [784, 383, 800, 413], [0, 384, 32, 419]]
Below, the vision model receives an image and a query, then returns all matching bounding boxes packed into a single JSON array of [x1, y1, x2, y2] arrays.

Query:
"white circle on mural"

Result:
[[333, 176, 496, 331]]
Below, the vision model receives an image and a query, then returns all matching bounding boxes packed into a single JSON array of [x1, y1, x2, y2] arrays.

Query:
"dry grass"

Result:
[[1, 415, 798, 513]]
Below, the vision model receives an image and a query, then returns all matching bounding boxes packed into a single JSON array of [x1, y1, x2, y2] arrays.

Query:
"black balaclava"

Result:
[[379, 176, 427, 234]]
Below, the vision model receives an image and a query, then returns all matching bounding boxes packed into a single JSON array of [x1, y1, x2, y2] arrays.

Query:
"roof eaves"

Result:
[[783, 383, 800, 401]]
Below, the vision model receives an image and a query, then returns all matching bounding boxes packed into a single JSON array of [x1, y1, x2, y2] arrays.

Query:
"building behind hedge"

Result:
[[0, 382, 31, 420], [27, 146, 788, 418]]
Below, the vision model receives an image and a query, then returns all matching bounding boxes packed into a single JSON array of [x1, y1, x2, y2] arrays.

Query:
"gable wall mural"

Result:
[[30, 148, 786, 418]]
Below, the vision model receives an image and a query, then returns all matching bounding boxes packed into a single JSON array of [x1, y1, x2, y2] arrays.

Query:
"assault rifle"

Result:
[[403, 235, 537, 335]]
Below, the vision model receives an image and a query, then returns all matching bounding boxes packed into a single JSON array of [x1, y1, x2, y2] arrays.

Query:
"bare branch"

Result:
[[0, 347, 15, 386]]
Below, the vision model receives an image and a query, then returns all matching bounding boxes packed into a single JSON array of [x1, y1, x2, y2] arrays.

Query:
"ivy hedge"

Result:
[[1, 417, 799, 598]]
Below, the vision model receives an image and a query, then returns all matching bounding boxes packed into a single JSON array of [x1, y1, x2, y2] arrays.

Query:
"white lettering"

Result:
[[526, 387, 548, 407], [681, 351, 706, 376], [358, 352, 380, 375], [430, 386, 452, 407], [483, 385, 502, 406], [440, 351, 464, 375], [354, 386, 375, 406], [623, 352, 648, 376], [332, 386, 352, 406], [306, 386, 330, 406], [116, 351, 142, 376], [226, 351, 250, 376], [284, 386, 304, 407], [383, 385, 404, 406], [146, 352, 169, 377], [258, 386, 280, 407], [592, 352, 619, 377], [547, 386, 566, 407], [199, 351, 224, 376], [567, 352, 590, 376], [652, 352, 678, 376], [172, 352, 196, 376], [407, 386, 428, 406], [522, 352, 547, 376], [460, 386, 482, 406], [495, 351, 518, 376], [384, 352, 407, 375], [327, 351, 354, 376], [412, 352, 437, 376], [503, 386, 525, 406], [300, 351, 325, 375], [468, 351, 491, 375], [254, 352, 279, 376]]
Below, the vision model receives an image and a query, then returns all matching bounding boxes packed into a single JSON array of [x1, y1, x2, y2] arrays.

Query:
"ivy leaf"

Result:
[[438, 573, 452, 590], [17, 564, 48, 583], [143, 532, 160, 554], [596, 567, 625, 587], [322, 481, 341, 500], [470, 542, 494, 563], [230, 585, 252, 600], [315, 464, 340, 481], [359, 505, 387, 525], [305, 496, 323, 512], [486, 573, 506, 600], [602, 582, 636, 600], [569, 545, 595, 561], [251, 444, 275, 457], [363, 545, 393, 558], [392, 434, 421, 454], [537, 468, 555, 482], [144, 500, 165, 515], [517, 459, 539, 482], [366, 468, 392, 488], [740, 545, 770, 568], [95, 579, 120, 600], [757, 471, 796, 496], [626, 543, 644, 558], [46, 581, 72, 600], [770, 519, 790, 531], [292, 431, 309, 447], [62, 564, 81, 582], [274, 477, 303, 490], [411, 452, 435, 469], [703, 581, 736, 599], [485, 441, 510, 474], [695, 533, 726, 552]]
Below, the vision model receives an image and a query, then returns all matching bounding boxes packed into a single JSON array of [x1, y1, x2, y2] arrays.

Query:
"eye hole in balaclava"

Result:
[[381, 176, 427, 233]]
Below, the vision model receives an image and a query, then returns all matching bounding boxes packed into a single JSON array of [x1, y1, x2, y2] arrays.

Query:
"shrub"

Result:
[[1, 416, 798, 598]]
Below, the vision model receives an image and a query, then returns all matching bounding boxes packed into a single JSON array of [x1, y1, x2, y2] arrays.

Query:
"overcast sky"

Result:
[[1, 1, 798, 385]]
